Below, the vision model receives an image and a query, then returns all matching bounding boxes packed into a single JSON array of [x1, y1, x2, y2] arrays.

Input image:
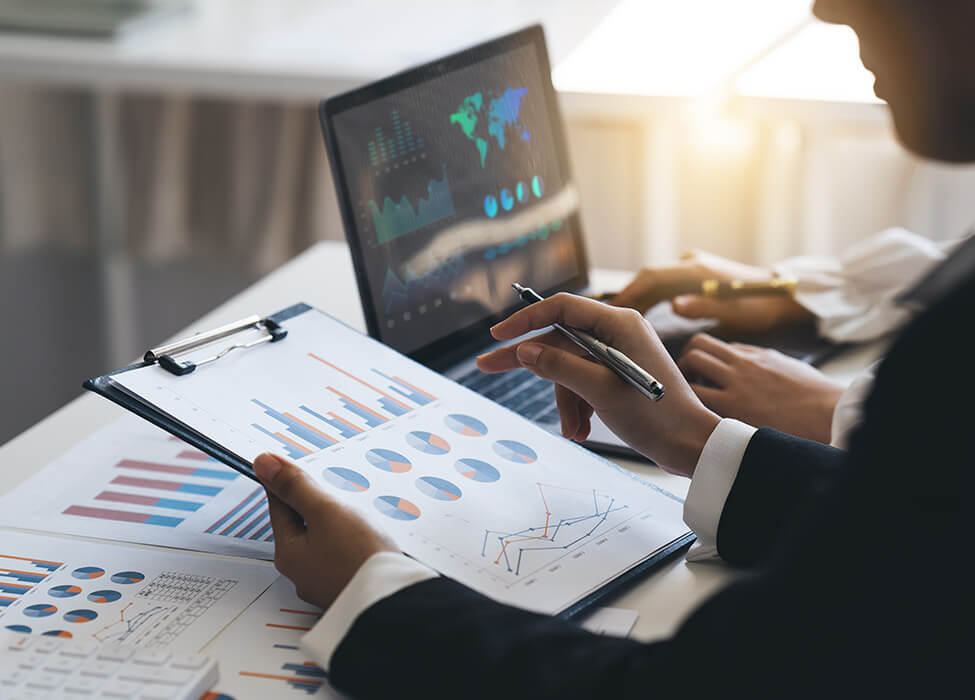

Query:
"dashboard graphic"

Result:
[[381, 252, 466, 314], [368, 164, 455, 245], [449, 87, 531, 167], [368, 110, 424, 168]]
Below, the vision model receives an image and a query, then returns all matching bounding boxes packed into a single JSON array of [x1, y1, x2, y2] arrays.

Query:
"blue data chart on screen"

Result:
[[368, 164, 455, 245], [367, 109, 425, 168], [381, 253, 466, 314]]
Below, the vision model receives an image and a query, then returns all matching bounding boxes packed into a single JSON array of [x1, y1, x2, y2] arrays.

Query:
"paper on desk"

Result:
[[0, 414, 276, 560], [0, 530, 276, 651], [205, 575, 339, 698], [580, 607, 640, 637], [110, 307, 690, 616]]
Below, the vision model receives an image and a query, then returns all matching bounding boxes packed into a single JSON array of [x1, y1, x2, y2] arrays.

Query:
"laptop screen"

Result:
[[322, 26, 588, 363]]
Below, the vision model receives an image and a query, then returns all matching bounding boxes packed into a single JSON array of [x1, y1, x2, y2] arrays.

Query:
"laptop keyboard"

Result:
[[457, 368, 561, 425]]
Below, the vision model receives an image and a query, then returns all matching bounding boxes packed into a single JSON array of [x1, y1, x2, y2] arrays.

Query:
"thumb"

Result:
[[517, 342, 618, 410], [254, 453, 331, 521]]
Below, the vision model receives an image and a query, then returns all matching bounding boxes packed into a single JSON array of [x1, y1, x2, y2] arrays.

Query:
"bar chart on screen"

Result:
[[0, 415, 276, 559]]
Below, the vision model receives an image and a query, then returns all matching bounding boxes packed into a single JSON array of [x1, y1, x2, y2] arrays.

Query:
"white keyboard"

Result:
[[1, 633, 218, 700]]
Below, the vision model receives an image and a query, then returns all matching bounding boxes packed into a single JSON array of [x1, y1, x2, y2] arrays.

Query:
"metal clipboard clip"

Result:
[[144, 315, 288, 376]]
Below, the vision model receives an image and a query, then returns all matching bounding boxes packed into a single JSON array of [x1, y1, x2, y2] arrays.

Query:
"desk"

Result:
[[0, 241, 881, 652]]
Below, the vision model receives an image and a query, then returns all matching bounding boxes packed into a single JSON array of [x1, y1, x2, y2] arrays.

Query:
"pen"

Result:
[[590, 277, 797, 302], [511, 283, 666, 402]]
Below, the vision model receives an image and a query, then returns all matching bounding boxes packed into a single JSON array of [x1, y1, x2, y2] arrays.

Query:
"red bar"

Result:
[[63, 505, 150, 523], [112, 475, 183, 492], [117, 459, 195, 476], [96, 491, 157, 506], [177, 450, 211, 461]]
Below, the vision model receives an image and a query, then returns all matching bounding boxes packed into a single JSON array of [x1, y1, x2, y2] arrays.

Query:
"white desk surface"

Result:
[[0, 241, 879, 644]]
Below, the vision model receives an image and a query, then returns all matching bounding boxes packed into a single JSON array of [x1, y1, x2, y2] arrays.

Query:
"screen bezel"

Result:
[[319, 24, 589, 371]]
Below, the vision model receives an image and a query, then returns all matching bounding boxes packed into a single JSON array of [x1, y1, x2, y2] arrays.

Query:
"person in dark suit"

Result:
[[252, 0, 975, 696]]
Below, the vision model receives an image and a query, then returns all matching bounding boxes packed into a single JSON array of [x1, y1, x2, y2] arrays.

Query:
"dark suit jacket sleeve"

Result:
[[716, 428, 846, 566]]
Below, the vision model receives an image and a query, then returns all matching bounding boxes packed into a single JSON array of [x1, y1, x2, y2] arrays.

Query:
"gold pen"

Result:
[[591, 277, 798, 302]]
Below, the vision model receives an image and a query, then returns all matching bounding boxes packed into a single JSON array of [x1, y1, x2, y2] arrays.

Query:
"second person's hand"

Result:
[[476, 293, 720, 477]]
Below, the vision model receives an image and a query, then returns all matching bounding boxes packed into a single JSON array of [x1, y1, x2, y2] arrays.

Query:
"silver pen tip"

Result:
[[511, 282, 526, 293]]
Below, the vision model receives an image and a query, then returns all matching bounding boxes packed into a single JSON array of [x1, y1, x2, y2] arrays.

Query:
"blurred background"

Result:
[[2, 0, 975, 444]]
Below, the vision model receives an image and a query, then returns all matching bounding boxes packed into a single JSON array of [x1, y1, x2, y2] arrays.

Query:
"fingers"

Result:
[[678, 348, 732, 387], [682, 333, 737, 363], [476, 329, 582, 374], [555, 384, 593, 441], [688, 383, 730, 415], [254, 453, 332, 521], [490, 293, 633, 348], [515, 341, 619, 409], [671, 294, 732, 320], [264, 490, 305, 543]]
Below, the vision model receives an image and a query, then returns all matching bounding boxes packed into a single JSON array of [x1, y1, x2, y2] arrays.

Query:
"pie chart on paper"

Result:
[[24, 604, 58, 618], [374, 496, 421, 521], [64, 609, 98, 624], [492, 439, 537, 464], [366, 449, 413, 474], [405, 431, 451, 455], [88, 590, 123, 604], [71, 566, 105, 580], [322, 467, 371, 492], [415, 476, 462, 502], [444, 414, 488, 437], [110, 571, 145, 585], [49, 585, 82, 598], [454, 458, 501, 483]]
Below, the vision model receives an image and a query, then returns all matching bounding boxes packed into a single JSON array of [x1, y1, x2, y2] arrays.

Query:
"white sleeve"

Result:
[[683, 419, 757, 562], [300, 551, 438, 671], [829, 363, 877, 449], [773, 228, 966, 343]]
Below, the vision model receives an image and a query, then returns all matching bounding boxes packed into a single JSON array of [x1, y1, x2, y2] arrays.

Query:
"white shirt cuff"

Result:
[[300, 551, 438, 670], [683, 419, 757, 562]]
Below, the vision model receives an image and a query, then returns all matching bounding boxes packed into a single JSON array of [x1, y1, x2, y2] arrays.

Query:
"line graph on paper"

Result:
[[482, 484, 630, 578]]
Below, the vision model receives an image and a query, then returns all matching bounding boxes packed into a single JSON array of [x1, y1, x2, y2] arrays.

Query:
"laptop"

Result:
[[318, 25, 640, 459]]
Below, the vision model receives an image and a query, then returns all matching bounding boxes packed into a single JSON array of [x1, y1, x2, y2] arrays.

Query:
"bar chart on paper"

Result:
[[208, 577, 333, 697], [0, 532, 276, 650], [0, 416, 277, 559]]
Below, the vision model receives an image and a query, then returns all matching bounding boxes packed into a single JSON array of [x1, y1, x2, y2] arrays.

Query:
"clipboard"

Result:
[[84, 303, 312, 481], [84, 302, 695, 619]]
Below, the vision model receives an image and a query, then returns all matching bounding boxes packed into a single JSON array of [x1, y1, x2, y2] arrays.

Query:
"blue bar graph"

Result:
[[252, 400, 336, 450], [372, 370, 434, 406], [379, 397, 409, 416], [300, 406, 360, 439], [1, 582, 31, 594], [1, 570, 46, 584], [252, 424, 307, 460]]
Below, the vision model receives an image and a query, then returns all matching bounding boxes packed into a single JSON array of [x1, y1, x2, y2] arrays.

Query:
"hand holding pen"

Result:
[[476, 290, 720, 476]]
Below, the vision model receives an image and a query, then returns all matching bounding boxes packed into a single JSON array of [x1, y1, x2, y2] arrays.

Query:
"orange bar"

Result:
[[265, 623, 312, 631], [279, 608, 322, 617], [238, 671, 323, 686], [0, 555, 62, 566], [327, 388, 387, 423], [308, 354, 412, 410], [283, 413, 338, 444], [392, 376, 436, 401], [326, 412, 362, 434], [274, 433, 312, 454], [0, 569, 43, 581]]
